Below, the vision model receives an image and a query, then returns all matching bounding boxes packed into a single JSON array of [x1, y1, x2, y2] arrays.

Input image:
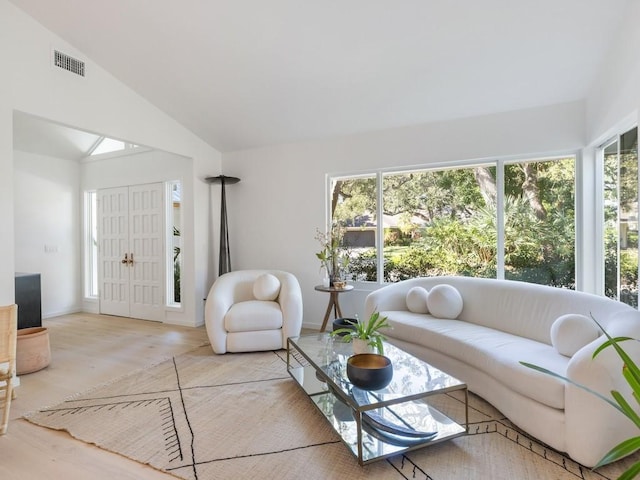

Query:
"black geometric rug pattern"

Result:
[[25, 346, 637, 480], [35, 395, 182, 461]]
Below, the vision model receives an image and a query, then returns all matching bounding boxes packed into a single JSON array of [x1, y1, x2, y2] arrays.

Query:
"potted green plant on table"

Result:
[[521, 317, 640, 480], [331, 312, 390, 355]]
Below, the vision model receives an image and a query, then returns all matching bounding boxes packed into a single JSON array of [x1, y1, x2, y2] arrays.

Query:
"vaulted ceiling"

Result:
[[9, 0, 631, 152]]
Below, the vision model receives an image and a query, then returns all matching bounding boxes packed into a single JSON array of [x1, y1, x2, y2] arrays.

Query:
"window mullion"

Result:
[[496, 160, 505, 279], [377, 171, 384, 284]]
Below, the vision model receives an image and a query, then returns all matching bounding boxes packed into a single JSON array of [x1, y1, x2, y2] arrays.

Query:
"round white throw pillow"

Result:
[[427, 284, 463, 319], [406, 286, 429, 313], [253, 273, 281, 301], [550, 314, 600, 357]]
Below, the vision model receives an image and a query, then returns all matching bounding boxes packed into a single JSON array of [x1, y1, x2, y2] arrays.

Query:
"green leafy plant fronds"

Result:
[[331, 311, 391, 354], [520, 315, 640, 479]]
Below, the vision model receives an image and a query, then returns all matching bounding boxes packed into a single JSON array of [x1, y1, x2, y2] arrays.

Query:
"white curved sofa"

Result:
[[364, 276, 640, 467], [205, 270, 303, 354]]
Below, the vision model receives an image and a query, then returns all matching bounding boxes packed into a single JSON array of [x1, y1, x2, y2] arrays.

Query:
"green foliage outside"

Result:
[[333, 159, 577, 288]]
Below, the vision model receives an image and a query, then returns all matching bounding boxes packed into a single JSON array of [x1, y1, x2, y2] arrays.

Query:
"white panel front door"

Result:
[[129, 184, 164, 321], [98, 183, 165, 321], [98, 187, 130, 317]]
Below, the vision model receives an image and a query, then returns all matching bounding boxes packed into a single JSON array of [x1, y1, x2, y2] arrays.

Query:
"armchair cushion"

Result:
[[253, 273, 281, 301], [224, 301, 284, 332]]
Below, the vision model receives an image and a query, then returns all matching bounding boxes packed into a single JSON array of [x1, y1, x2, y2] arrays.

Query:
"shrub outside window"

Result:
[[329, 155, 576, 289]]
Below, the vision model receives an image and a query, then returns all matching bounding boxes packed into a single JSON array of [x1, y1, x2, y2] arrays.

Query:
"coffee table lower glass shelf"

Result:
[[287, 334, 468, 465]]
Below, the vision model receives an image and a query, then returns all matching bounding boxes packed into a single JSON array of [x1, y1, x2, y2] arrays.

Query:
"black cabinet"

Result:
[[15, 272, 42, 329]]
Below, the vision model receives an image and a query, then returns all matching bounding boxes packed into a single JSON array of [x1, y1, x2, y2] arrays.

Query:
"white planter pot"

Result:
[[352, 338, 375, 355]]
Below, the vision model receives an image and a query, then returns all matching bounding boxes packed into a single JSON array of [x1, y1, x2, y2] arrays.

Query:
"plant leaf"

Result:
[[611, 390, 640, 429], [372, 313, 390, 331], [593, 337, 634, 357], [373, 336, 384, 354], [591, 316, 640, 388], [617, 460, 640, 480], [593, 436, 640, 468], [330, 329, 355, 341], [621, 364, 640, 408]]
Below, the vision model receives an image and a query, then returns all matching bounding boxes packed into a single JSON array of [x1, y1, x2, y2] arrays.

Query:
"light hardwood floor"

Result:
[[0, 313, 210, 480]]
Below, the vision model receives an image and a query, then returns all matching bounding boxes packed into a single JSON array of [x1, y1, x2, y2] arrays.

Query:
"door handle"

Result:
[[129, 253, 134, 265], [121, 253, 129, 265]]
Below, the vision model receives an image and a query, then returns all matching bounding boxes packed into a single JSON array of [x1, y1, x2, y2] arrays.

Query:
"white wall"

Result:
[[223, 101, 586, 329], [0, 0, 222, 326], [14, 150, 81, 317], [585, 0, 640, 144], [581, 0, 640, 294], [82, 149, 190, 189]]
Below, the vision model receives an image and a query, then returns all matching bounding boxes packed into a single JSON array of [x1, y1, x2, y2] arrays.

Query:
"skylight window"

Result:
[[90, 137, 125, 155], [89, 137, 140, 156]]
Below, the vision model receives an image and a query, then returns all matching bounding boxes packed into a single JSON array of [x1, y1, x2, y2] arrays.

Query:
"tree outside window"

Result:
[[330, 175, 378, 282], [329, 156, 576, 288]]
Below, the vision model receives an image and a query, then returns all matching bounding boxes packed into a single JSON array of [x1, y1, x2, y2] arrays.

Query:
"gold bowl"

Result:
[[346, 353, 393, 391]]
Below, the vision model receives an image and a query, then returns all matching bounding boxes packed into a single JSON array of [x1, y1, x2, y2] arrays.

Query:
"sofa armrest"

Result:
[[564, 311, 640, 467], [365, 281, 415, 317]]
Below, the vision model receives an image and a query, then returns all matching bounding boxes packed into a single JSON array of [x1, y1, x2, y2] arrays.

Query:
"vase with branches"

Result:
[[315, 222, 350, 286]]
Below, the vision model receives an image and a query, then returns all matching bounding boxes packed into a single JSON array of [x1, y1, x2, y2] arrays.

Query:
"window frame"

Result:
[[166, 180, 182, 308], [597, 125, 639, 307], [83, 190, 98, 299], [326, 152, 579, 288]]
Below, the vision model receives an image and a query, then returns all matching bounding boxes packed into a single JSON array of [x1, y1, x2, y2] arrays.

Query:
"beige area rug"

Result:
[[25, 345, 639, 480]]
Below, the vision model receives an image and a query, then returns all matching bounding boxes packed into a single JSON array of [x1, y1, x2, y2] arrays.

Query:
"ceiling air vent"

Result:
[[53, 50, 85, 77]]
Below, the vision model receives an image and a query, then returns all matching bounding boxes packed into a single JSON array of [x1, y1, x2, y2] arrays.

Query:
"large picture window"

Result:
[[381, 165, 497, 281], [329, 155, 576, 288]]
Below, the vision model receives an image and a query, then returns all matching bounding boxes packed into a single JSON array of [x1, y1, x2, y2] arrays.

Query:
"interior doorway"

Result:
[[14, 111, 190, 323], [98, 183, 165, 321]]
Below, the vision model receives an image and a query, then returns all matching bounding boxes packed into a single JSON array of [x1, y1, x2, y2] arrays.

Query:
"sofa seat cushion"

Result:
[[380, 310, 568, 409], [224, 301, 283, 332]]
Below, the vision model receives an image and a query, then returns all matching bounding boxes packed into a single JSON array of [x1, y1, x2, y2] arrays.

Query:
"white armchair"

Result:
[[204, 270, 303, 354]]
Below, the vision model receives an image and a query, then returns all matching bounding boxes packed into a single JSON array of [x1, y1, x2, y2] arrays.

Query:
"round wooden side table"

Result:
[[314, 284, 354, 332]]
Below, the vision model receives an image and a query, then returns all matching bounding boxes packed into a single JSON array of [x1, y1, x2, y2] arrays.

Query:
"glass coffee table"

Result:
[[287, 333, 468, 465]]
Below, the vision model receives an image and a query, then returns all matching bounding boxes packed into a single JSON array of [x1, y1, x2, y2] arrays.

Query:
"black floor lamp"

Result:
[[206, 175, 241, 276]]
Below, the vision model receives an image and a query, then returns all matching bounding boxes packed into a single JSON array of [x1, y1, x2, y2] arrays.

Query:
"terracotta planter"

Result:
[[16, 327, 51, 375]]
